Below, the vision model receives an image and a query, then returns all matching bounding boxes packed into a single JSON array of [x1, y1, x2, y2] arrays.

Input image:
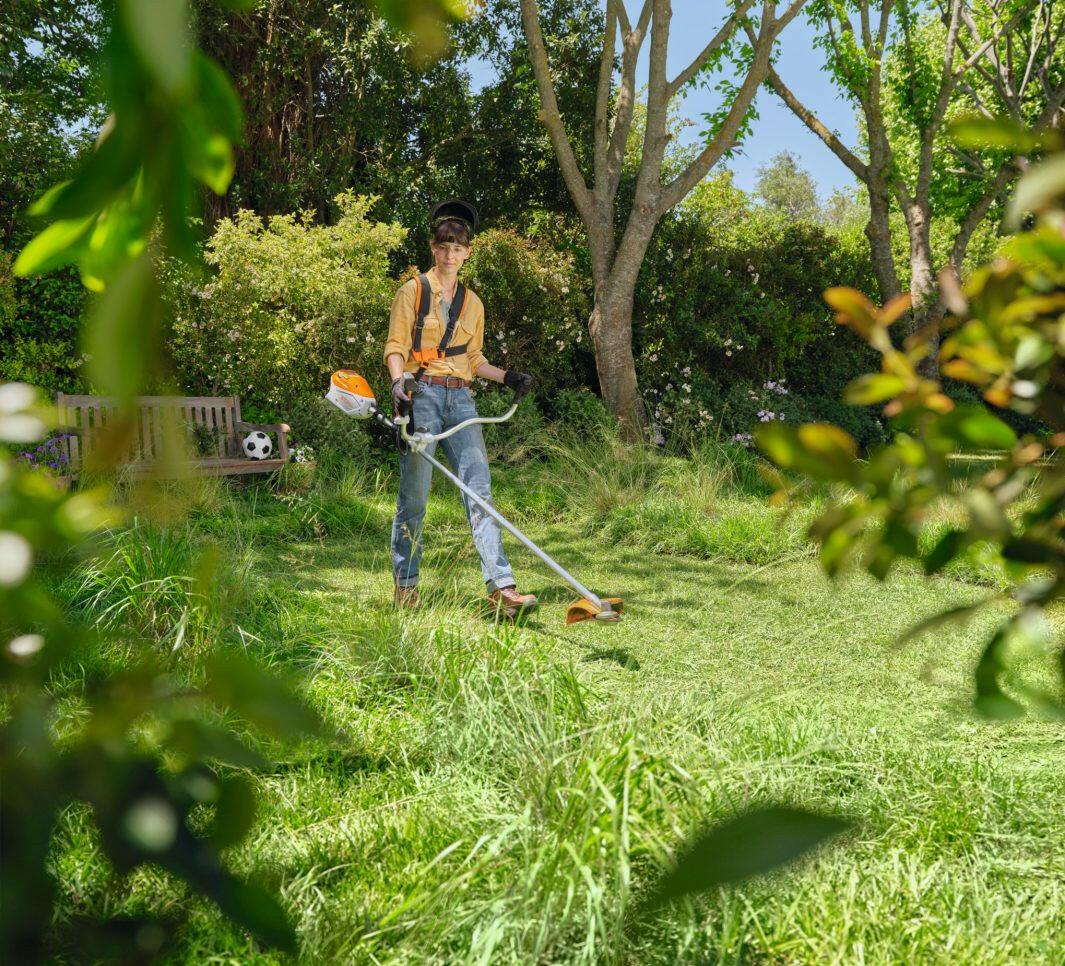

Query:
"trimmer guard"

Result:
[[565, 598, 625, 624]]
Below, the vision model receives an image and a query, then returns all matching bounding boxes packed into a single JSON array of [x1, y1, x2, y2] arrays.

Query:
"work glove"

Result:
[[503, 370, 536, 399], [391, 376, 413, 417]]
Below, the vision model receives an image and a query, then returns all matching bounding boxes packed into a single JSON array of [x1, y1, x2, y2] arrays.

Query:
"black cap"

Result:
[[430, 198, 479, 234]]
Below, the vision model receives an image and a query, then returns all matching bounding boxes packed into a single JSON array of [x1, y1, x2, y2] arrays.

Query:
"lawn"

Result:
[[48, 447, 1065, 963]]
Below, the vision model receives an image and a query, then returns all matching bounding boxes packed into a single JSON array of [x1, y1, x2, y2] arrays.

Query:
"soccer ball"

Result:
[[242, 431, 273, 460]]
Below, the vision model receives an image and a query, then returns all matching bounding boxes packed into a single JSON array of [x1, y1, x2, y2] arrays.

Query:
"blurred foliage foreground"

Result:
[[1, 0, 849, 960], [758, 121, 1065, 722]]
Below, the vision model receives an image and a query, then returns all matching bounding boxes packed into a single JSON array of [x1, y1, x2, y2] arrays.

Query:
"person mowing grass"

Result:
[[384, 199, 537, 617]]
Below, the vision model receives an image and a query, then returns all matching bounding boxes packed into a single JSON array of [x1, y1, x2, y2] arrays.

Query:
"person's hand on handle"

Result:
[[503, 370, 536, 400], [391, 376, 412, 417]]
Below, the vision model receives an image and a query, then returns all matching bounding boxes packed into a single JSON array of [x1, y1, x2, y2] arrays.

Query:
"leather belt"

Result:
[[417, 374, 470, 388]]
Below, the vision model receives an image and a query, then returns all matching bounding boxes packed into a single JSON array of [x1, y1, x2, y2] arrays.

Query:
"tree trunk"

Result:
[[865, 180, 901, 304], [904, 200, 938, 374], [588, 283, 645, 438], [586, 210, 655, 440]]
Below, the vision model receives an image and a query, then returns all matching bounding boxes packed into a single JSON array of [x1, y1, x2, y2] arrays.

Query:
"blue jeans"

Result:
[[391, 383, 515, 591]]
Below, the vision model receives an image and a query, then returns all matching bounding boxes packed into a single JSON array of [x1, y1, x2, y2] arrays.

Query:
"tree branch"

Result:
[[605, 0, 654, 199], [594, 0, 620, 191], [659, 0, 801, 213], [518, 0, 594, 222], [876, 0, 894, 52], [635, 0, 673, 210], [666, 0, 757, 98], [762, 61, 869, 181], [950, 160, 1015, 273]]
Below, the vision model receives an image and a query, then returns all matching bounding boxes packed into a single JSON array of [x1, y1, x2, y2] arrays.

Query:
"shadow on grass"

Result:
[[582, 647, 641, 671]]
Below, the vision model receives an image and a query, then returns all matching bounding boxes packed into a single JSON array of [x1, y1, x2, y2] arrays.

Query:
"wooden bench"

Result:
[[56, 393, 291, 478]]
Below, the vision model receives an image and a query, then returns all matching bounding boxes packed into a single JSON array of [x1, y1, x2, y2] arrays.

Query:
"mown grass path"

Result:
[[55, 479, 1065, 963], [210, 500, 1065, 964]]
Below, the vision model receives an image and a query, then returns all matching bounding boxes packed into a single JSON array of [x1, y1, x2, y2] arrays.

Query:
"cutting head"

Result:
[[326, 370, 376, 418], [565, 597, 624, 625]]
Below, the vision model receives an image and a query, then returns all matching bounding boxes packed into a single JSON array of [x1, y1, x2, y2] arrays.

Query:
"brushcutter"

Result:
[[325, 370, 623, 624]]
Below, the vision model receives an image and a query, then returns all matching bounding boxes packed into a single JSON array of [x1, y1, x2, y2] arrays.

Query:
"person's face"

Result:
[[431, 240, 471, 275]]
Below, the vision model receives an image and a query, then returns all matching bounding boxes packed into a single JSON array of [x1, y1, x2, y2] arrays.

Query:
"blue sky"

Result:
[[468, 1, 861, 202]]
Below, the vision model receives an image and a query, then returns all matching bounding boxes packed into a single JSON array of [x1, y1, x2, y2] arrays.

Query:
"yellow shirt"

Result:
[[383, 269, 488, 380]]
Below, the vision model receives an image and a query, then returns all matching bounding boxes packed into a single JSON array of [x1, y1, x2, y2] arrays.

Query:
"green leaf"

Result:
[[962, 489, 1011, 538], [210, 775, 256, 848], [84, 251, 160, 403], [167, 718, 267, 770], [157, 149, 200, 262], [118, 0, 194, 97], [924, 529, 966, 575], [1001, 538, 1063, 566], [823, 286, 877, 336], [949, 115, 1040, 152], [939, 405, 1017, 450], [843, 373, 906, 406], [755, 422, 858, 483], [79, 196, 152, 290], [194, 53, 243, 143], [28, 180, 74, 217], [180, 122, 235, 196], [882, 518, 918, 557], [865, 543, 897, 581], [13, 216, 97, 276], [222, 879, 296, 953], [974, 625, 1025, 720], [205, 652, 325, 740], [1006, 154, 1065, 229], [643, 807, 849, 910], [1014, 334, 1054, 370], [31, 118, 143, 221], [897, 599, 992, 647]]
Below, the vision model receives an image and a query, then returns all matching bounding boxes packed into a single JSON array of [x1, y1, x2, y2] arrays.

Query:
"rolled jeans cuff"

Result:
[[485, 575, 516, 593]]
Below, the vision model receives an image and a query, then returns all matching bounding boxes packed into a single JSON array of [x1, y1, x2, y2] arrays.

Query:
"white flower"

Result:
[[0, 383, 46, 443], [0, 531, 32, 586], [8, 634, 44, 659]]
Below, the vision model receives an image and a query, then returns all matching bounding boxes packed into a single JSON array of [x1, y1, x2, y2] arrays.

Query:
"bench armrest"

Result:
[[235, 421, 290, 461]]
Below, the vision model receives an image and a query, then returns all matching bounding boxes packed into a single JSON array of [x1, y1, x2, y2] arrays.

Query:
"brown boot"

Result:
[[394, 585, 420, 609], [488, 586, 537, 619]]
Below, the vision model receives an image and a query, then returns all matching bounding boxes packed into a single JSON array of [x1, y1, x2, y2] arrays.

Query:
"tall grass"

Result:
[[69, 520, 255, 650]]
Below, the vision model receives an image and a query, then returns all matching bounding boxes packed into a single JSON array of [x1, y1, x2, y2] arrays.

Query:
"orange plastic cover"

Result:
[[331, 370, 374, 398]]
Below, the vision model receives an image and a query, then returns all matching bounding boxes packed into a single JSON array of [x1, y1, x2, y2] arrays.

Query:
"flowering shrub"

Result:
[[632, 174, 883, 444], [15, 433, 71, 473], [166, 193, 406, 412], [460, 229, 594, 395]]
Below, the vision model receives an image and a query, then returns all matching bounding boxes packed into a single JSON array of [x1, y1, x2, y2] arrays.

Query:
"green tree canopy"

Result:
[[755, 151, 821, 220]]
